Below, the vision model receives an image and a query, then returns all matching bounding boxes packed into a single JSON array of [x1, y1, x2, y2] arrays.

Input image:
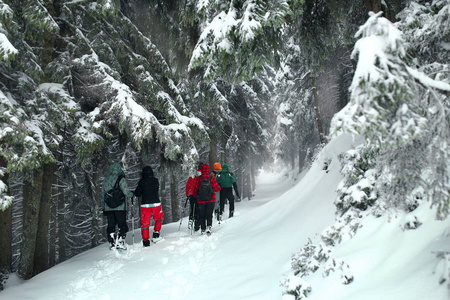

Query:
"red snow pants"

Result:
[[141, 204, 164, 241]]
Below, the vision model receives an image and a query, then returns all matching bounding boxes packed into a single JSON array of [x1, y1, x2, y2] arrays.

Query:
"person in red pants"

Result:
[[135, 166, 163, 246]]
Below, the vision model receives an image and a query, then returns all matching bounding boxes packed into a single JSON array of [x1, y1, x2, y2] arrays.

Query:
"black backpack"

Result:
[[197, 175, 213, 201], [105, 175, 125, 208]]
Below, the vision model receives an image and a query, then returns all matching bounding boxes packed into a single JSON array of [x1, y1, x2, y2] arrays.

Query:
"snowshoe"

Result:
[[151, 232, 163, 243], [116, 236, 127, 250]]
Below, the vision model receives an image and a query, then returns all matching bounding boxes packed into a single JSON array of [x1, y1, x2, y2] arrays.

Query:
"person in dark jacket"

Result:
[[216, 163, 240, 218], [102, 162, 134, 249], [134, 166, 163, 246], [193, 164, 221, 234]]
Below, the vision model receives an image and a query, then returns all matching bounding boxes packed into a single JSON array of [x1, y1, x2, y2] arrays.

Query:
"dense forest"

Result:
[[0, 0, 448, 289]]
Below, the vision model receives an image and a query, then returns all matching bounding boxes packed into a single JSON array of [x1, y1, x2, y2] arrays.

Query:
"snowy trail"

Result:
[[1, 135, 355, 300]]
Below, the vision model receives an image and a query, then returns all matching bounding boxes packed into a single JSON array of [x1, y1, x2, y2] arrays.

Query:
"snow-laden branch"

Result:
[[406, 66, 450, 95]]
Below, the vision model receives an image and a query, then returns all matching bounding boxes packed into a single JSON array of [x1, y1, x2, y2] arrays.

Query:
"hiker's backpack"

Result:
[[196, 175, 213, 201], [105, 175, 125, 208]]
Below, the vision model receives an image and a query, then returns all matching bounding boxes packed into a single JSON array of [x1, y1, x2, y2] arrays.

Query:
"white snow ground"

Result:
[[1, 133, 449, 300]]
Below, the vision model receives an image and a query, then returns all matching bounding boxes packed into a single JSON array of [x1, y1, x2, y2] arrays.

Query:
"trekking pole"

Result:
[[178, 196, 189, 231], [131, 196, 135, 245], [218, 197, 221, 225], [190, 202, 196, 235]]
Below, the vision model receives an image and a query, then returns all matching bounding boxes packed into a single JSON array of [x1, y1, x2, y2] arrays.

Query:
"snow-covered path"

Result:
[[0, 135, 350, 300]]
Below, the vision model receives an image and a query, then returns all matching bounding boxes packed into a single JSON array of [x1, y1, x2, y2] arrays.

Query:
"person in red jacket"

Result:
[[193, 164, 221, 235]]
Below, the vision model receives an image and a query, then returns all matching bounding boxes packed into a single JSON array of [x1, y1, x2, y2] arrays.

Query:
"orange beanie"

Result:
[[213, 162, 222, 171]]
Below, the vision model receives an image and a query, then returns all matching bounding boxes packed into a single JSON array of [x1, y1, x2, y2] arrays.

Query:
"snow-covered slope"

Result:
[[1, 133, 449, 300]]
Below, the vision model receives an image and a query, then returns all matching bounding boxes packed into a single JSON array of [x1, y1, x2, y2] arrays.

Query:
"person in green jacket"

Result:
[[102, 162, 134, 249], [216, 163, 240, 218]]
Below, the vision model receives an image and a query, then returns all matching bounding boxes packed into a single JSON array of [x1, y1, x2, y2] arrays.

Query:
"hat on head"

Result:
[[213, 162, 222, 171]]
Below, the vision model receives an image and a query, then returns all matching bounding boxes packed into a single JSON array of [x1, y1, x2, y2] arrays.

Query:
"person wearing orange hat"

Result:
[[212, 162, 222, 221]]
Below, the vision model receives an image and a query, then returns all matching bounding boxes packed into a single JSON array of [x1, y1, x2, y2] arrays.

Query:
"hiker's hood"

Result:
[[142, 166, 154, 178], [201, 164, 211, 178], [222, 164, 229, 172], [108, 162, 123, 177]]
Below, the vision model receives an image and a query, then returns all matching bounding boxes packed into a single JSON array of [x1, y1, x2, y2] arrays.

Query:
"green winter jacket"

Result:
[[216, 164, 236, 188], [102, 162, 133, 212]]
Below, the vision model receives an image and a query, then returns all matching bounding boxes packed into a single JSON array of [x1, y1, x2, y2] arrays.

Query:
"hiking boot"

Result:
[[143, 240, 150, 247], [117, 236, 127, 250], [206, 226, 212, 235], [188, 219, 193, 229], [229, 211, 234, 218], [152, 231, 162, 243], [108, 233, 116, 249]]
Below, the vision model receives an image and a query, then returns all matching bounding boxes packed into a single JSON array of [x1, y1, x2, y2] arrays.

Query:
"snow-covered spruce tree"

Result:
[[284, 7, 449, 297], [185, 0, 284, 195], [269, 60, 317, 172], [332, 10, 450, 217], [0, 1, 18, 287], [273, 0, 367, 172], [189, 0, 289, 83], [396, 0, 450, 219], [0, 0, 84, 281]]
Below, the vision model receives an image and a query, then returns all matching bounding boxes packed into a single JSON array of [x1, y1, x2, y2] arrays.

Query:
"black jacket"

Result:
[[135, 166, 160, 205]]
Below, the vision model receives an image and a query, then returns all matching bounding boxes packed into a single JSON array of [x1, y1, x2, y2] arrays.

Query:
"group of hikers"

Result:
[[101, 161, 240, 250]]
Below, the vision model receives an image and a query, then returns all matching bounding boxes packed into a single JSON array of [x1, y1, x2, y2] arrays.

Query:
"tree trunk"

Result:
[[363, 0, 403, 22], [245, 173, 252, 200], [363, 0, 381, 13], [237, 167, 244, 201], [312, 76, 325, 144], [19, 166, 44, 279], [383, 0, 402, 22], [222, 125, 232, 163], [0, 205, 12, 290], [57, 176, 66, 263], [170, 163, 179, 222], [49, 189, 56, 268], [251, 165, 256, 194], [0, 156, 12, 290], [299, 147, 306, 173], [209, 132, 218, 169], [160, 164, 170, 223], [34, 163, 57, 275], [91, 167, 101, 248]]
